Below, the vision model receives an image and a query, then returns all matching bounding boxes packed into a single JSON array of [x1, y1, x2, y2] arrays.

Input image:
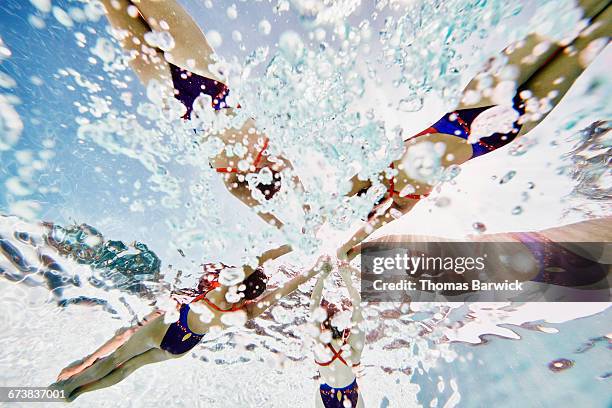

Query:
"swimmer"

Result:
[[0, 217, 157, 311], [99, 0, 303, 228], [361, 217, 611, 295], [51, 253, 331, 401], [338, 0, 612, 260], [99, 0, 609, 259], [55, 245, 287, 381], [55, 259, 232, 382], [310, 265, 365, 408]]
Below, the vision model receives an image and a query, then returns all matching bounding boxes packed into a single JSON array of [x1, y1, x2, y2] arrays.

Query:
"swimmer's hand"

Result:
[[316, 255, 333, 276]]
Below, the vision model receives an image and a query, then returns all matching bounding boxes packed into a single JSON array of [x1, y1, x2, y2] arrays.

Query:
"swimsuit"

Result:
[[193, 263, 254, 311], [316, 335, 360, 408], [160, 264, 248, 355], [170, 64, 280, 199], [214, 138, 282, 199], [366, 96, 526, 219], [159, 303, 206, 355], [191, 281, 244, 313], [315, 339, 360, 368], [409, 92, 526, 158], [169, 63, 229, 119], [319, 378, 359, 408], [510, 232, 608, 286]]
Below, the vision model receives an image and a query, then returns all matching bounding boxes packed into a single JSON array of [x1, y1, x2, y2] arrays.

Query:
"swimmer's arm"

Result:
[[340, 200, 418, 261], [339, 266, 363, 327], [309, 268, 331, 314], [237, 245, 291, 280], [246, 258, 331, 319], [339, 266, 365, 359], [100, 0, 173, 90], [257, 244, 292, 266]]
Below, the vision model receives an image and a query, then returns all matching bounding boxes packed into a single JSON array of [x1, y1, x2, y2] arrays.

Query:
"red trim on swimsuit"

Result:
[[450, 111, 499, 152], [316, 330, 360, 367], [215, 138, 270, 174], [199, 295, 244, 313], [414, 126, 438, 137], [191, 277, 245, 313], [315, 340, 360, 368]]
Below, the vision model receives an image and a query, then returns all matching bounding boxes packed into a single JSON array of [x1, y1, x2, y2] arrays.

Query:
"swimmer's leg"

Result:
[[127, 0, 222, 81], [57, 309, 164, 381], [100, 0, 172, 88], [67, 348, 171, 401], [458, 0, 610, 110], [314, 387, 325, 408], [516, 4, 610, 135], [54, 315, 166, 395]]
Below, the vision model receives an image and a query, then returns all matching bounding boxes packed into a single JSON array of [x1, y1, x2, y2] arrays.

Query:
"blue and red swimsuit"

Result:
[[316, 335, 360, 408], [170, 64, 280, 199]]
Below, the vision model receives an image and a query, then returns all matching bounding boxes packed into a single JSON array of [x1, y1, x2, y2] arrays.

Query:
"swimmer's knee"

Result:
[[114, 355, 142, 374]]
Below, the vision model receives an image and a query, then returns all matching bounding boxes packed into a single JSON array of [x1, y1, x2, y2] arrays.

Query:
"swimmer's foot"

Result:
[[48, 380, 72, 402], [66, 388, 81, 402], [50, 372, 85, 400]]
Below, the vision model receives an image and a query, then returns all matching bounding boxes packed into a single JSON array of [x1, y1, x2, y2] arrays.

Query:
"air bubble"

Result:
[[279, 31, 304, 63], [258, 19, 272, 35], [398, 97, 424, 112], [30, 0, 51, 13], [226, 4, 238, 20], [472, 222, 487, 233], [0, 96, 23, 151], [144, 30, 176, 51], [499, 170, 516, 184], [91, 38, 116, 63], [207, 30, 223, 48], [52, 6, 74, 28]]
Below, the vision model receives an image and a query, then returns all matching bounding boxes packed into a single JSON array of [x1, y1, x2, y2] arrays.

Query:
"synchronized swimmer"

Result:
[[38, 0, 612, 405]]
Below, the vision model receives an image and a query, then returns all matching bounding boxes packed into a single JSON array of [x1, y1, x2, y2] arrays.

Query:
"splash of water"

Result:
[[562, 121, 611, 203], [1, 0, 611, 405]]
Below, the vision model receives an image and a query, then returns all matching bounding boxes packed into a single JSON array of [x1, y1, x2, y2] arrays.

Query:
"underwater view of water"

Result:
[[0, 0, 610, 407]]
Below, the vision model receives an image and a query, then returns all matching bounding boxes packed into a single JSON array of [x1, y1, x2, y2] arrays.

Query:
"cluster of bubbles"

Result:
[[2, 0, 607, 255], [237, 31, 403, 236], [0, 214, 453, 386], [0, 0, 109, 221], [378, 0, 523, 111], [560, 120, 611, 216], [0, 0, 611, 405]]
